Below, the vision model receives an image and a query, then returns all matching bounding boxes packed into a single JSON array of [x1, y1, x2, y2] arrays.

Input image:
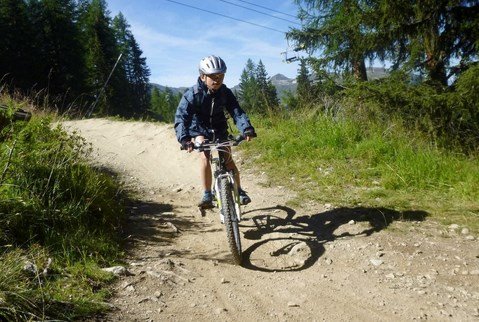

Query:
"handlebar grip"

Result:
[[180, 144, 204, 151], [233, 135, 246, 145]]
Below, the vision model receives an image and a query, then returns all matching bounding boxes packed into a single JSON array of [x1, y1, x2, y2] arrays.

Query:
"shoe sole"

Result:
[[198, 203, 215, 209], [240, 199, 251, 205]]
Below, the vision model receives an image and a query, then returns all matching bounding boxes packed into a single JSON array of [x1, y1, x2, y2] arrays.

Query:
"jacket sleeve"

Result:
[[224, 88, 255, 134], [174, 89, 194, 143]]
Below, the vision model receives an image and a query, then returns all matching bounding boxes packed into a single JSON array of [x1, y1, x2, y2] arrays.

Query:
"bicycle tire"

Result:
[[218, 176, 242, 265]]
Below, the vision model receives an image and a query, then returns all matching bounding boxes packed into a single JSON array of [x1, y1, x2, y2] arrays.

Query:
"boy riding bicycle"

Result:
[[174, 55, 256, 209]]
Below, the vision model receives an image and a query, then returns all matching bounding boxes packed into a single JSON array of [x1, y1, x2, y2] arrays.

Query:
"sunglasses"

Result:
[[207, 73, 225, 82]]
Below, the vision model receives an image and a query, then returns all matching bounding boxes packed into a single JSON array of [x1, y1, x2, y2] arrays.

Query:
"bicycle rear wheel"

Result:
[[218, 177, 242, 265]]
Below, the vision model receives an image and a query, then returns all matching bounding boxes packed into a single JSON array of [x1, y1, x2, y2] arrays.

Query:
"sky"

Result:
[[105, 0, 303, 88]]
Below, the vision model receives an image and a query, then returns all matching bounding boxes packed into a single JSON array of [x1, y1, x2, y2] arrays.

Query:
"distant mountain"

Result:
[[230, 73, 297, 99], [366, 67, 388, 80], [151, 73, 297, 99], [269, 73, 297, 97], [150, 70, 388, 101], [150, 83, 188, 95], [270, 73, 295, 86]]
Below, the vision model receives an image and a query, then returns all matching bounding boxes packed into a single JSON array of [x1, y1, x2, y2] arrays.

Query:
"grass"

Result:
[[0, 246, 118, 321], [0, 98, 126, 320], [1, 86, 477, 318], [241, 108, 479, 232]]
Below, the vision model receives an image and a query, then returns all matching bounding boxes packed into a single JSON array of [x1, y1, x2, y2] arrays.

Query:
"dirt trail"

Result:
[[64, 119, 479, 321]]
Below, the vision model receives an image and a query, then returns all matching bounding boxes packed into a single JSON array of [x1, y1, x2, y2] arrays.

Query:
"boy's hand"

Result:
[[243, 128, 257, 141], [181, 140, 194, 152]]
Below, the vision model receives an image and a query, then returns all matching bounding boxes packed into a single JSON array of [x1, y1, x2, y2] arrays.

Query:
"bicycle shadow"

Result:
[[240, 205, 428, 272]]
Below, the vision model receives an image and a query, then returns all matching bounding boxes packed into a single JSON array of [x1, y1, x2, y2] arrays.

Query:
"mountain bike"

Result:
[[184, 134, 247, 265]]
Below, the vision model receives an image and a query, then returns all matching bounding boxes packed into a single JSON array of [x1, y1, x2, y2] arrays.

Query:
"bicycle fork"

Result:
[[214, 172, 242, 223]]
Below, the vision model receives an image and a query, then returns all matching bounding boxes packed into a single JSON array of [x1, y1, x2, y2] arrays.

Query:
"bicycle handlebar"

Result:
[[180, 134, 248, 151]]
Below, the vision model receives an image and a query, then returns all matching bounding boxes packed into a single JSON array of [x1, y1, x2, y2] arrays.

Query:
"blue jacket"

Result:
[[174, 77, 254, 143]]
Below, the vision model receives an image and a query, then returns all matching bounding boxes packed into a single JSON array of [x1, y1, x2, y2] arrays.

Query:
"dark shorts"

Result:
[[206, 129, 228, 142], [202, 131, 233, 165]]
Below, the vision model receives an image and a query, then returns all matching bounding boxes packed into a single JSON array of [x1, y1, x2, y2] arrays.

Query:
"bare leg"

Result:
[[224, 148, 251, 204], [195, 136, 212, 192], [200, 151, 212, 191]]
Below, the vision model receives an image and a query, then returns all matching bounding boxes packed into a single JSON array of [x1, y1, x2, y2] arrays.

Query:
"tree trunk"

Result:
[[426, 53, 447, 86], [353, 59, 368, 81]]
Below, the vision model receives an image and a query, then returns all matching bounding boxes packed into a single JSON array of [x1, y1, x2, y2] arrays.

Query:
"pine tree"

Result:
[[237, 59, 260, 112], [0, 0, 34, 90], [289, 0, 479, 86], [237, 59, 279, 113], [129, 37, 151, 115], [113, 12, 150, 116], [296, 59, 315, 108], [27, 0, 87, 110], [149, 86, 179, 122], [296, 59, 310, 98], [150, 86, 161, 117], [1, 0, 150, 116], [288, 0, 371, 81], [150, 86, 166, 120], [112, 13, 133, 80], [255, 60, 279, 112], [78, 0, 128, 116], [375, 0, 479, 86], [111, 12, 134, 115]]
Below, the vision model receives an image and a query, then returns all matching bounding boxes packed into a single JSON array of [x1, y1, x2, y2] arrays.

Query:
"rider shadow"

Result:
[[240, 205, 428, 272]]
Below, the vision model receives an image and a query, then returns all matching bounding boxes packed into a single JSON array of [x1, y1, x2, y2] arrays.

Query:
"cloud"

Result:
[[130, 23, 205, 51], [110, 0, 300, 87]]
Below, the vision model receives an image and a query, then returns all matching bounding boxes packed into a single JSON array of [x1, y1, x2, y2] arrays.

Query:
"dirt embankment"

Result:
[[64, 119, 479, 321]]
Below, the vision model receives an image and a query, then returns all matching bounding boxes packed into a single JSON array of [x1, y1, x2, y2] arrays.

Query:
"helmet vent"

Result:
[[199, 55, 227, 75]]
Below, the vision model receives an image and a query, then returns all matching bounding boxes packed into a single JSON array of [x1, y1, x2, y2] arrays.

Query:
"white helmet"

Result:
[[199, 55, 227, 75]]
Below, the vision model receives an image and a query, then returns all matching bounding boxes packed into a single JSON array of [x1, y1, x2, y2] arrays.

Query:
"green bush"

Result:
[[0, 104, 125, 320], [0, 116, 124, 257], [341, 69, 479, 152]]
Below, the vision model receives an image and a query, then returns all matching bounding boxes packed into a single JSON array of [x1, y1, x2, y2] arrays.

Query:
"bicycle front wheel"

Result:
[[218, 177, 242, 265]]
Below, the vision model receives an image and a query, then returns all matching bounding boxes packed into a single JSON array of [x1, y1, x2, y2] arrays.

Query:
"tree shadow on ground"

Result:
[[120, 198, 205, 260], [90, 166, 231, 268], [240, 205, 428, 272]]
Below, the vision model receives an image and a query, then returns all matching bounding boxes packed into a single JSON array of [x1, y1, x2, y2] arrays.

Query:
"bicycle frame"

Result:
[[210, 148, 242, 223], [200, 139, 243, 222]]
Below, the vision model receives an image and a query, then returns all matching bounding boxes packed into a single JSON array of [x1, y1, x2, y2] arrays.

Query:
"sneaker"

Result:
[[238, 188, 251, 205], [198, 191, 214, 209]]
